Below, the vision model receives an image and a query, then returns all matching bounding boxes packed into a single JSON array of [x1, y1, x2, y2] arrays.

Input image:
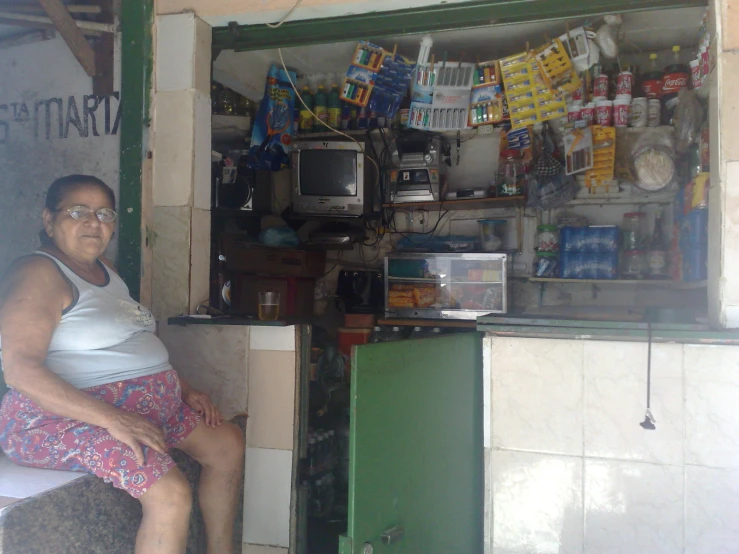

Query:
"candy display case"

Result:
[[384, 252, 509, 320]]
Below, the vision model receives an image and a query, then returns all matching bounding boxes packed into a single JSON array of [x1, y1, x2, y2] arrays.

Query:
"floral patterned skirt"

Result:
[[0, 369, 200, 498]]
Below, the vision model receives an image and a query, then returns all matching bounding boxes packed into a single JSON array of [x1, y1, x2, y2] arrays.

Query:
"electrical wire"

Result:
[[276, 48, 381, 182], [265, 0, 304, 28]]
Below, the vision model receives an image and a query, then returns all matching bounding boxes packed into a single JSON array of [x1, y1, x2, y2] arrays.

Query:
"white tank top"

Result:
[[0, 251, 172, 389]]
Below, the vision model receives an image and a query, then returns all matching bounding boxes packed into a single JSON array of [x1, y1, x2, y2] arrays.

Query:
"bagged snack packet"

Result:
[[247, 64, 297, 171]]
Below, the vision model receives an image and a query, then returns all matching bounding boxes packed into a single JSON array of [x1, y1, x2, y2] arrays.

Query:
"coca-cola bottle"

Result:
[[641, 53, 663, 99], [661, 45, 690, 126]]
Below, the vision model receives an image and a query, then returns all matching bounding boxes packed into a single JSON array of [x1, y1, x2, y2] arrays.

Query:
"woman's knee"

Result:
[[140, 467, 193, 515], [218, 422, 245, 467]]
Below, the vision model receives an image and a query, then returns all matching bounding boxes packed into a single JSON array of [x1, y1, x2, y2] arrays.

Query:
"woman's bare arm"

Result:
[[0, 258, 166, 464]]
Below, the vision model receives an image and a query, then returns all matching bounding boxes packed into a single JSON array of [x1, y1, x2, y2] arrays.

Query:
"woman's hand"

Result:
[[104, 410, 167, 467], [182, 388, 223, 428]]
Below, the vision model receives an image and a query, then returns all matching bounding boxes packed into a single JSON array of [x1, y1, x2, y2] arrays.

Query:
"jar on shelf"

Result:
[[622, 212, 647, 251], [622, 250, 647, 279], [537, 225, 559, 252]]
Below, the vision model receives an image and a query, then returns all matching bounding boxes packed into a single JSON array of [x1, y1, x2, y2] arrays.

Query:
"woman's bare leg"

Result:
[[136, 467, 193, 554], [177, 421, 245, 554]]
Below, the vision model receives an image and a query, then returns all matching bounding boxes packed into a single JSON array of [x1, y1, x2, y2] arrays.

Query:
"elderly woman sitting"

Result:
[[0, 175, 244, 554]]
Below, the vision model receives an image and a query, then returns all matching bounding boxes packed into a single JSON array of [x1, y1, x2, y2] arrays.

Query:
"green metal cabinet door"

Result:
[[339, 333, 483, 554]]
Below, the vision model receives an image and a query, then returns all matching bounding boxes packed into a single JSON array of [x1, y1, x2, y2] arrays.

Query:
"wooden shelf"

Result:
[[528, 278, 707, 289], [377, 318, 477, 329], [384, 196, 526, 211], [294, 129, 374, 140], [566, 192, 677, 206]]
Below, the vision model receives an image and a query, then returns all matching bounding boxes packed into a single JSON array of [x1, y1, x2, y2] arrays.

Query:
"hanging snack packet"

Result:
[[247, 64, 297, 171]]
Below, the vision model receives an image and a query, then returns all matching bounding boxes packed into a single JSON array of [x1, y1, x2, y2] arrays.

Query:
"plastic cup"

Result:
[[258, 291, 281, 320], [581, 102, 596, 125], [567, 103, 582, 122], [613, 95, 631, 127], [595, 99, 613, 126], [594, 74, 609, 98], [690, 59, 702, 89], [616, 71, 633, 96]]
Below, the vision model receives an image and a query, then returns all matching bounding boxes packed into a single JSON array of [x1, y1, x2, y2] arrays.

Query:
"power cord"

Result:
[[265, 0, 304, 28], [276, 48, 381, 183]]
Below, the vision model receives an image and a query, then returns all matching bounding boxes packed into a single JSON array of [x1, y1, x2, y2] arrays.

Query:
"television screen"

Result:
[[299, 150, 357, 196]]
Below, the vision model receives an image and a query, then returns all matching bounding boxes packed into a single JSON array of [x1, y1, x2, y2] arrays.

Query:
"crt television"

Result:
[[291, 140, 368, 217]]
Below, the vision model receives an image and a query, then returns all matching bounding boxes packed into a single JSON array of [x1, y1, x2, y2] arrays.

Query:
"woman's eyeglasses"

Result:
[[59, 205, 118, 223]]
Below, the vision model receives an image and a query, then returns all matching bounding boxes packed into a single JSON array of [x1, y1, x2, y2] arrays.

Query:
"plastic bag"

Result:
[[247, 64, 297, 171], [528, 126, 577, 209], [631, 128, 677, 192], [673, 88, 704, 153], [595, 21, 619, 59], [259, 226, 300, 248]]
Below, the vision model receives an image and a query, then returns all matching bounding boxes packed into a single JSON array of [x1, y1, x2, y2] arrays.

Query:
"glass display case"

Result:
[[384, 253, 508, 320]]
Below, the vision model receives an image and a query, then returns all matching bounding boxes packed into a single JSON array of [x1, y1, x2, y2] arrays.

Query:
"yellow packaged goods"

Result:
[[585, 126, 616, 188], [388, 284, 437, 308], [534, 38, 582, 95], [501, 51, 566, 130]]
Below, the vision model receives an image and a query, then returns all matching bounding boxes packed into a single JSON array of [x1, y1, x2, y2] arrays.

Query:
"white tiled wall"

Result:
[[243, 326, 298, 551], [486, 337, 739, 554]]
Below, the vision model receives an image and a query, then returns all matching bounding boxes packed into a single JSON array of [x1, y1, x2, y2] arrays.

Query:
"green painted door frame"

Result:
[[118, 0, 152, 300], [119, 0, 703, 295], [213, 0, 705, 51]]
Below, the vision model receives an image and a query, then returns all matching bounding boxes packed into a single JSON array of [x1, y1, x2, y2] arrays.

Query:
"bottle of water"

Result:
[[308, 437, 316, 476], [369, 326, 384, 343], [409, 326, 426, 339], [388, 326, 404, 342]]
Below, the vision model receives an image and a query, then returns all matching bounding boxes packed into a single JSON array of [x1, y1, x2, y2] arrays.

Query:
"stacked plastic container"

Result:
[[559, 226, 620, 279]]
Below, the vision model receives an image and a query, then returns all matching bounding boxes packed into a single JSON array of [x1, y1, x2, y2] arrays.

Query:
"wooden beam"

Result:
[[92, 0, 114, 94], [0, 11, 112, 33], [0, 4, 102, 15], [0, 16, 101, 35], [37, 0, 97, 76]]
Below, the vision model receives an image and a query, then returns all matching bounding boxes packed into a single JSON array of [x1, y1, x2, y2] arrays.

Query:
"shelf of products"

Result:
[[294, 129, 376, 140], [529, 277, 707, 289], [383, 195, 526, 211], [385, 253, 509, 319], [566, 192, 677, 206]]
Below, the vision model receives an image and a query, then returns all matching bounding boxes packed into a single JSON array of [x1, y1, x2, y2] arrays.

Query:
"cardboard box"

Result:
[[230, 274, 315, 318], [344, 314, 377, 329], [222, 234, 326, 278]]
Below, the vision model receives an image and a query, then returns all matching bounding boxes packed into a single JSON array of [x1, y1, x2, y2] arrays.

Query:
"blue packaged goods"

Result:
[[560, 227, 585, 253], [560, 252, 618, 279], [561, 226, 619, 253], [681, 208, 709, 249], [370, 54, 415, 120], [682, 246, 707, 281], [592, 225, 620, 253], [560, 253, 585, 278], [247, 64, 297, 171]]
